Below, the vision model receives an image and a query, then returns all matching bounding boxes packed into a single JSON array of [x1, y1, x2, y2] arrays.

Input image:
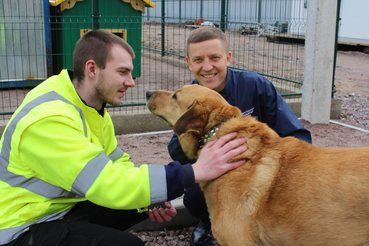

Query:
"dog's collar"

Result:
[[198, 125, 220, 150], [198, 116, 236, 150]]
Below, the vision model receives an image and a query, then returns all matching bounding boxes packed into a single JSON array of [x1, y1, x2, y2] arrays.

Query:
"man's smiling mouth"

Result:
[[202, 74, 216, 78]]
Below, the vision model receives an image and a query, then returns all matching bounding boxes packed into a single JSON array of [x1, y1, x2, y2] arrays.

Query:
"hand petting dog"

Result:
[[192, 132, 247, 183]]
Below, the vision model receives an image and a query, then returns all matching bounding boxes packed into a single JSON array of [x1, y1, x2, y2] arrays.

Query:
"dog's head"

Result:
[[146, 85, 242, 159]]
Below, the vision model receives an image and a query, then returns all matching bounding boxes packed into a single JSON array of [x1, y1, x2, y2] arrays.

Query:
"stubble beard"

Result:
[[94, 74, 120, 107]]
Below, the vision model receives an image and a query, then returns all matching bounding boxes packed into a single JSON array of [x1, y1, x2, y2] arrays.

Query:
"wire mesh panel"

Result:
[[143, 0, 309, 103], [0, 0, 325, 119]]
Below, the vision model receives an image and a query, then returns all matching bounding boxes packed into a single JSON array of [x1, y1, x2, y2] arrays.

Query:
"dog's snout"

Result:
[[146, 90, 153, 100]]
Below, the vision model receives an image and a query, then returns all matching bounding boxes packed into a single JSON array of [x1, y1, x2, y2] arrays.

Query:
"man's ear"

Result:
[[186, 57, 193, 72], [85, 60, 97, 78], [226, 51, 232, 67], [174, 99, 207, 160]]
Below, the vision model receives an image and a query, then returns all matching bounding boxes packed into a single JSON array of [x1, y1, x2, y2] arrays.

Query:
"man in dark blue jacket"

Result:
[[168, 26, 312, 246]]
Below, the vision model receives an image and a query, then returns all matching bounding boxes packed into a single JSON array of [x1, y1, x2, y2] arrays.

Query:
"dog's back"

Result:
[[201, 116, 369, 246]]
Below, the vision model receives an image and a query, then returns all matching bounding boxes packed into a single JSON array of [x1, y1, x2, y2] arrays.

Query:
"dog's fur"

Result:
[[146, 84, 369, 246]]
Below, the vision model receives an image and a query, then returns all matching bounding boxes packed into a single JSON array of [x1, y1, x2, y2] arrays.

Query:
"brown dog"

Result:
[[146, 84, 369, 246]]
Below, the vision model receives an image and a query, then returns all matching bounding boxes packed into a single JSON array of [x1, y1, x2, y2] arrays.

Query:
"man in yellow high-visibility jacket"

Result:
[[0, 29, 247, 246]]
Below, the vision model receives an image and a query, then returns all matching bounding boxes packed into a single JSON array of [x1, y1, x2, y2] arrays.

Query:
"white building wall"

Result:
[[339, 0, 369, 43]]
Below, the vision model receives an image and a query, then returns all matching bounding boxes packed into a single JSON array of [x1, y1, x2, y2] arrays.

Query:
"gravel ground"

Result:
[[124, 91, 369, 246], [130, 229, 197, 246], [335, 92, 369, 130]]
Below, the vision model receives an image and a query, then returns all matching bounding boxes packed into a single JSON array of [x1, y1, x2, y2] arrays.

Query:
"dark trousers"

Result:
[[183, 183, 211, 230], [7, 201, 148, 246]]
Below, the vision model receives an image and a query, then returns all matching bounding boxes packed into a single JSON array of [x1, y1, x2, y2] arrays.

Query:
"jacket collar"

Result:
[[66, 69, 106, 116]]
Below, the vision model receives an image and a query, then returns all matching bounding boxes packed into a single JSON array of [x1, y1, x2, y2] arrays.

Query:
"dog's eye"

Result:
[[172, 94, 177, 100]]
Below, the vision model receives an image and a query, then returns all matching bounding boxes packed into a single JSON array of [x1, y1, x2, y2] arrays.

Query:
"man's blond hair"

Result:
[[187, 26, 229, 56]]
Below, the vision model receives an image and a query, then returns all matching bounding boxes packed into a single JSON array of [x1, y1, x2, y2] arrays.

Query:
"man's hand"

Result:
[[192, 132, 247, 183], [147, 201, 178, 223]]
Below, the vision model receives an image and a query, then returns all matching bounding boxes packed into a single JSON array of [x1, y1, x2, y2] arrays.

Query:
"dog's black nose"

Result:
[[146, 90, 153, 100]]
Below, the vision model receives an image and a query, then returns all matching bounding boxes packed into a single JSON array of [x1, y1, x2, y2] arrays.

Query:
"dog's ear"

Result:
[[210, 104, 242, 125], [173, 99, 207, 160]]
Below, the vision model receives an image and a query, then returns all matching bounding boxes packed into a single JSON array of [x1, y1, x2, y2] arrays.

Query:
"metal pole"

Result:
[[332, 0, 341, 97], [43, 0, 53, 77], [92, 0, 99, 30], [179, 0, 182, 24], [220, 0, 226, 32], [200, 0, 203, 20], [161, 0, 165, 56], [258, 0, 262, 24], [225, 0, 229, 29]]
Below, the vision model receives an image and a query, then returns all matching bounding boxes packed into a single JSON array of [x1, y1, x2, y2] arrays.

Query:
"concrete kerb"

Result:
[[111, 112, 172, 135], [110, 99, 341, 136]]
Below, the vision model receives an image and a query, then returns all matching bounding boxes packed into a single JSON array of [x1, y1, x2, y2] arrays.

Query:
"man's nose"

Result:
[[202, 59, 213, 71], [125, 73, 135, 87]]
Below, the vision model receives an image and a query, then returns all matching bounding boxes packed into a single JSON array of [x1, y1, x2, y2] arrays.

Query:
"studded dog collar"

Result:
[[198, 125, 220, 150], [198, 116, 236, 150]]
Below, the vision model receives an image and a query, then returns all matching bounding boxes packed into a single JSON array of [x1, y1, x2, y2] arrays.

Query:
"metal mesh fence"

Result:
[[0, 0, 329, 122]]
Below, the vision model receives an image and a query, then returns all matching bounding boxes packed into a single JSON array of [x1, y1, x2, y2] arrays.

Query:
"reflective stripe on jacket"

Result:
[[0, 70, 167, 244]]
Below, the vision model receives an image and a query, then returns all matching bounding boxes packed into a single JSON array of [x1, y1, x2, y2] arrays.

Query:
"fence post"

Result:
[[179, 0, 182, 24], [92, 0, 99, 30], [200, 0, 203, 20], [257, 0, 262, 24], [331, 0, 342, 97], [301, 0, 338, 124], [220, 0, 226, 32], [161, 0, 165, 56], [43, 0, 53, 78]]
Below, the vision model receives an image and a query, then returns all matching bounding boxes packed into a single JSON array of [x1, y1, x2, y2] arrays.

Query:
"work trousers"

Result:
[[183, 183, 211, 230], [6, 201, 148, 246]]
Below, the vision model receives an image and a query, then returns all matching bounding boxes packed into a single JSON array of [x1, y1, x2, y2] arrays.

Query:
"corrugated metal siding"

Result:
[[0, 0, 47, 81], [143, 0, 304, 31]]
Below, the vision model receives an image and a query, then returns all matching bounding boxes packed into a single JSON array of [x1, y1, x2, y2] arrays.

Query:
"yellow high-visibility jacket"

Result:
[[0, 70, 177, 244]]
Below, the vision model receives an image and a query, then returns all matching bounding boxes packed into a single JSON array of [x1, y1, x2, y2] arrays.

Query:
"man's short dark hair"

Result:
[[187, 26, 229, 56], [73, 29, 135, 82]]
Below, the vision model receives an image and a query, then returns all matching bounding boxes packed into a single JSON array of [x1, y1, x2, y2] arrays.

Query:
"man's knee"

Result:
[[183, 185, 208, 219]]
